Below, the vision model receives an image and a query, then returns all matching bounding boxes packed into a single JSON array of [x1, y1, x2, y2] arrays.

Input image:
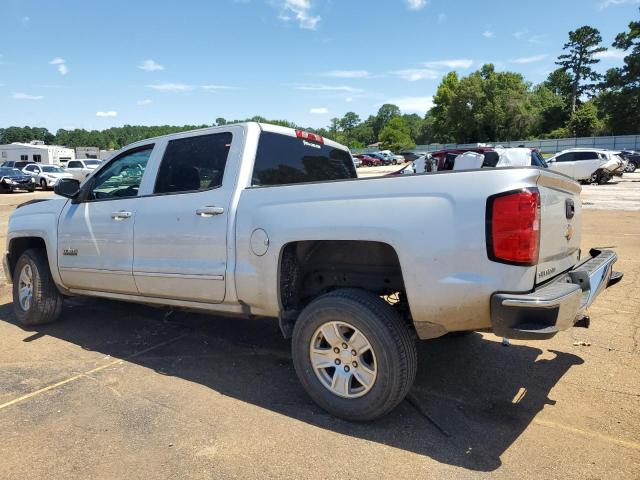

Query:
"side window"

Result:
[[556, 153, 574, 162], [575, 152, 597, 161], [25, 165, 35, 172], [154, 132, 232, 194], [33, 154, 42, 162], [20, 155, 28, 161], [67, 161, 81, 168], [87, 146, 152, 200]]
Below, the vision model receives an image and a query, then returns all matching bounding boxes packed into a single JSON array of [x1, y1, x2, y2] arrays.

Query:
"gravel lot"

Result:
[[0, 177, 638, 480]]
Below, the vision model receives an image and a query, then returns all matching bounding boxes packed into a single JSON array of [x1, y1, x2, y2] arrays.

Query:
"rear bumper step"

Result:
[[491, 249, 621, 340]]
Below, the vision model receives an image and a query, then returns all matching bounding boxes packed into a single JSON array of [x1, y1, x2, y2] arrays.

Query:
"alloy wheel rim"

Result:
[[309, 321, 377, 399], [18, 264, 33, 311]]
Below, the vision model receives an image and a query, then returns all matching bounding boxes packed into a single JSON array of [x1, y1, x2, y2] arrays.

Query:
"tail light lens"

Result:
[[487, 188, 540, 265]]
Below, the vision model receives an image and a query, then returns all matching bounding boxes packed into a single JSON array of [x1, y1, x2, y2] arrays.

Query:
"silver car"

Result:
[[22, 164, 74, 190]]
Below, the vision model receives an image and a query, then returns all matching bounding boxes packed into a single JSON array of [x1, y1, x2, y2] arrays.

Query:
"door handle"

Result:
[[111, 211, 132, 220], [196, 206, 224, 217]]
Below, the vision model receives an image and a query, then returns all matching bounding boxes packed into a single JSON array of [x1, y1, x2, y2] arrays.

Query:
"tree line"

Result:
[[1, 11, 638, 153]]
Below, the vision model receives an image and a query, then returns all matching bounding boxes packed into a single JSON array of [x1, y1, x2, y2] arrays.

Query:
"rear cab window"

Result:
[[252, 132, 356, 186]]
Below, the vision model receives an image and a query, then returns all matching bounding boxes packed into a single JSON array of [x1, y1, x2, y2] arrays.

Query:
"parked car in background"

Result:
[[379, 150, 404, 164], [64, 159, 102, 181], [546, 149, 625, 184], [399, 151, 421, 163], [368, 152, 393, 165], [22, 164, 74, 190], [1, 161, 32, 171], [620, 150, 639, 173], [352, 156, 362, 168], [355, 154, 382, 167], [0, 167, 36, 193]]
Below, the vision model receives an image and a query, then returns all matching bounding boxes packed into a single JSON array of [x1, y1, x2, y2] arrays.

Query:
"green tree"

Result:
[[597, 9, 640, 134], [378, 117, 415, 152], [566, 102, 603, 136], [372, 104, 401, 138], [556, 26, 607, 112], [338, 112, 360, 136]]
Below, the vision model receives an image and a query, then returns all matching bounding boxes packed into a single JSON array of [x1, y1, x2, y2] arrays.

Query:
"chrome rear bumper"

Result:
[[491, 249, 621, 340]]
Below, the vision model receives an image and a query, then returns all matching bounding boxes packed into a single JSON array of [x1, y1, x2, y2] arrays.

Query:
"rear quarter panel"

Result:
[[234, 168, 543, 337]]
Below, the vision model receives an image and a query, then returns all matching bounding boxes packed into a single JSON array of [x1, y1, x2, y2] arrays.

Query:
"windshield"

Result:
[[42, 166, 65, 173], [0, 168, 23, 176], [85, 160, 102, 167]]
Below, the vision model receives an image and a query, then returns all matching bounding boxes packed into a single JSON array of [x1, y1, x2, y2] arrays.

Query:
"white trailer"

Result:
[[0, 142, 75, 165]]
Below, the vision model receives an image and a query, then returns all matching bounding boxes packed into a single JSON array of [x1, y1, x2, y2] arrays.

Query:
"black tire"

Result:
[[598, 173, 610, 185], [392, 159, 398, 165], [40, 179, 47, 190], [12, 248, 63, 326], [292, 288, 417, 421], [627, 163, 637, 173]]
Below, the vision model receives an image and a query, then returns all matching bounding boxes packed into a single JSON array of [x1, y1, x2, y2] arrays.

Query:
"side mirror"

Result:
[[54, 178, 81, 199]]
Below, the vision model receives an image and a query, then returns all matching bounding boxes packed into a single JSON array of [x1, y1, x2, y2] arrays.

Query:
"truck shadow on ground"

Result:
[[1, 297, 584, 472]]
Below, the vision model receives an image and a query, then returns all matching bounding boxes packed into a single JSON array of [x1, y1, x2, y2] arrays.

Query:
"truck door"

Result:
[[58, 146, 154, 293], [132, 130, 238, 303]]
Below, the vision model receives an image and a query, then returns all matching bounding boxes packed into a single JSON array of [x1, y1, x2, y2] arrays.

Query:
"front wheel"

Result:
[[626, 162, 637, 173], [292, 289, 417, 421], [12, 249, 63, 326], [40, 179, 48, 190]]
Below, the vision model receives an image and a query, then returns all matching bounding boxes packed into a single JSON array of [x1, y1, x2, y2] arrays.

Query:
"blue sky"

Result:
[[1, 0, 638, 132]]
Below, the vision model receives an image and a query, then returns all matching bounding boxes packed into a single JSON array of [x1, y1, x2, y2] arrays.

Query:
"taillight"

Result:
[[486, 188, 540, 265], [296, 130, 324, 144]]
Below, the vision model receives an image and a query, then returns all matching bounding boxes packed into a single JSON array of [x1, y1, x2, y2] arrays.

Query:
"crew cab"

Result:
[[4, 123, 622, 421]]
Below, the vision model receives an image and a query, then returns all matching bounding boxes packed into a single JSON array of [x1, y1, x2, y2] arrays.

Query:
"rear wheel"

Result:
[[40, 179, 48, 190], [626, 162, 637, 173], [12, 249, 63, 326], [292, 289, 417, 421]]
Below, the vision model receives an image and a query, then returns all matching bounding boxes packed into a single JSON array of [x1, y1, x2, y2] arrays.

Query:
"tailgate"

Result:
[[535, 171, 582, 285]]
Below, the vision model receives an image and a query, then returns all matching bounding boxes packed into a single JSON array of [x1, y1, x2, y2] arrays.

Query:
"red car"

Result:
[[355, 154, 382, 167]]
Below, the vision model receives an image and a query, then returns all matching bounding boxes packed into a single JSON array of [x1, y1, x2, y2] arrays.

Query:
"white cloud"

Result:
[[49, 57, 68, 75], [599, 0, 640, 9], [138, 59, 165, 71], [322, 70, 370, 78], [136, 99, 152, 106], [12, 92, 43, 100], [423, 59, 473, 69], [22, 16, 30, 26], [96, 111, 118, 117], [345, 97, 353, 103], [277, 0, 321, 30], [385, 96, 434, 114], [509, 54, 548, 64], [390, 68, 439, 81], [201, 84, 237, 91], [513, 29, 546, 44], [482, 30, 495, 39], [310, 107, 328, 114], [595, 49, 627, 60], [146, 83, 193, 91], [293, 84, 364, 93], [437, 12, 446, 24], [406, 0, 428, 10]]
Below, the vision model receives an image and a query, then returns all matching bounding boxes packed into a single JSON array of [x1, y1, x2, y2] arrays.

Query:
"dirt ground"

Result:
[[0, 183, 638, 480]]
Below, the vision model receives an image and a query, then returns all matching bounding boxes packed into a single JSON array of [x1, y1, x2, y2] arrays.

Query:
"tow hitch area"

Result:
[[491, 249, 621, 340]]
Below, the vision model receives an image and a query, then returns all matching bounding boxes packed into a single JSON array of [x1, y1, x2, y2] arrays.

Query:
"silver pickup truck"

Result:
[[4, 122, 622, 421]]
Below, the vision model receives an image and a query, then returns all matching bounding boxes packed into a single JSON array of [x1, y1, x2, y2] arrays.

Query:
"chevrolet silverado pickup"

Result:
[[4, 123, 622, 421]]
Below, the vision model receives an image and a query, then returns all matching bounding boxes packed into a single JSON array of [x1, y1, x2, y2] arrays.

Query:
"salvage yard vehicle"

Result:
[[546, 148, 625, 184], [22, 164, 74, 190], [63, 159, 102, 181], [620, 150, 639, 173], [354, 154, 382, 167], [3, 122, 623, 421], [0, 167, 36, 193]]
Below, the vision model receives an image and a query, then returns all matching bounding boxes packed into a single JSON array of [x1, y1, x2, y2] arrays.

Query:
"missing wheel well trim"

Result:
[[278, 240, 407, 338], [7, 237, 47, 282]]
